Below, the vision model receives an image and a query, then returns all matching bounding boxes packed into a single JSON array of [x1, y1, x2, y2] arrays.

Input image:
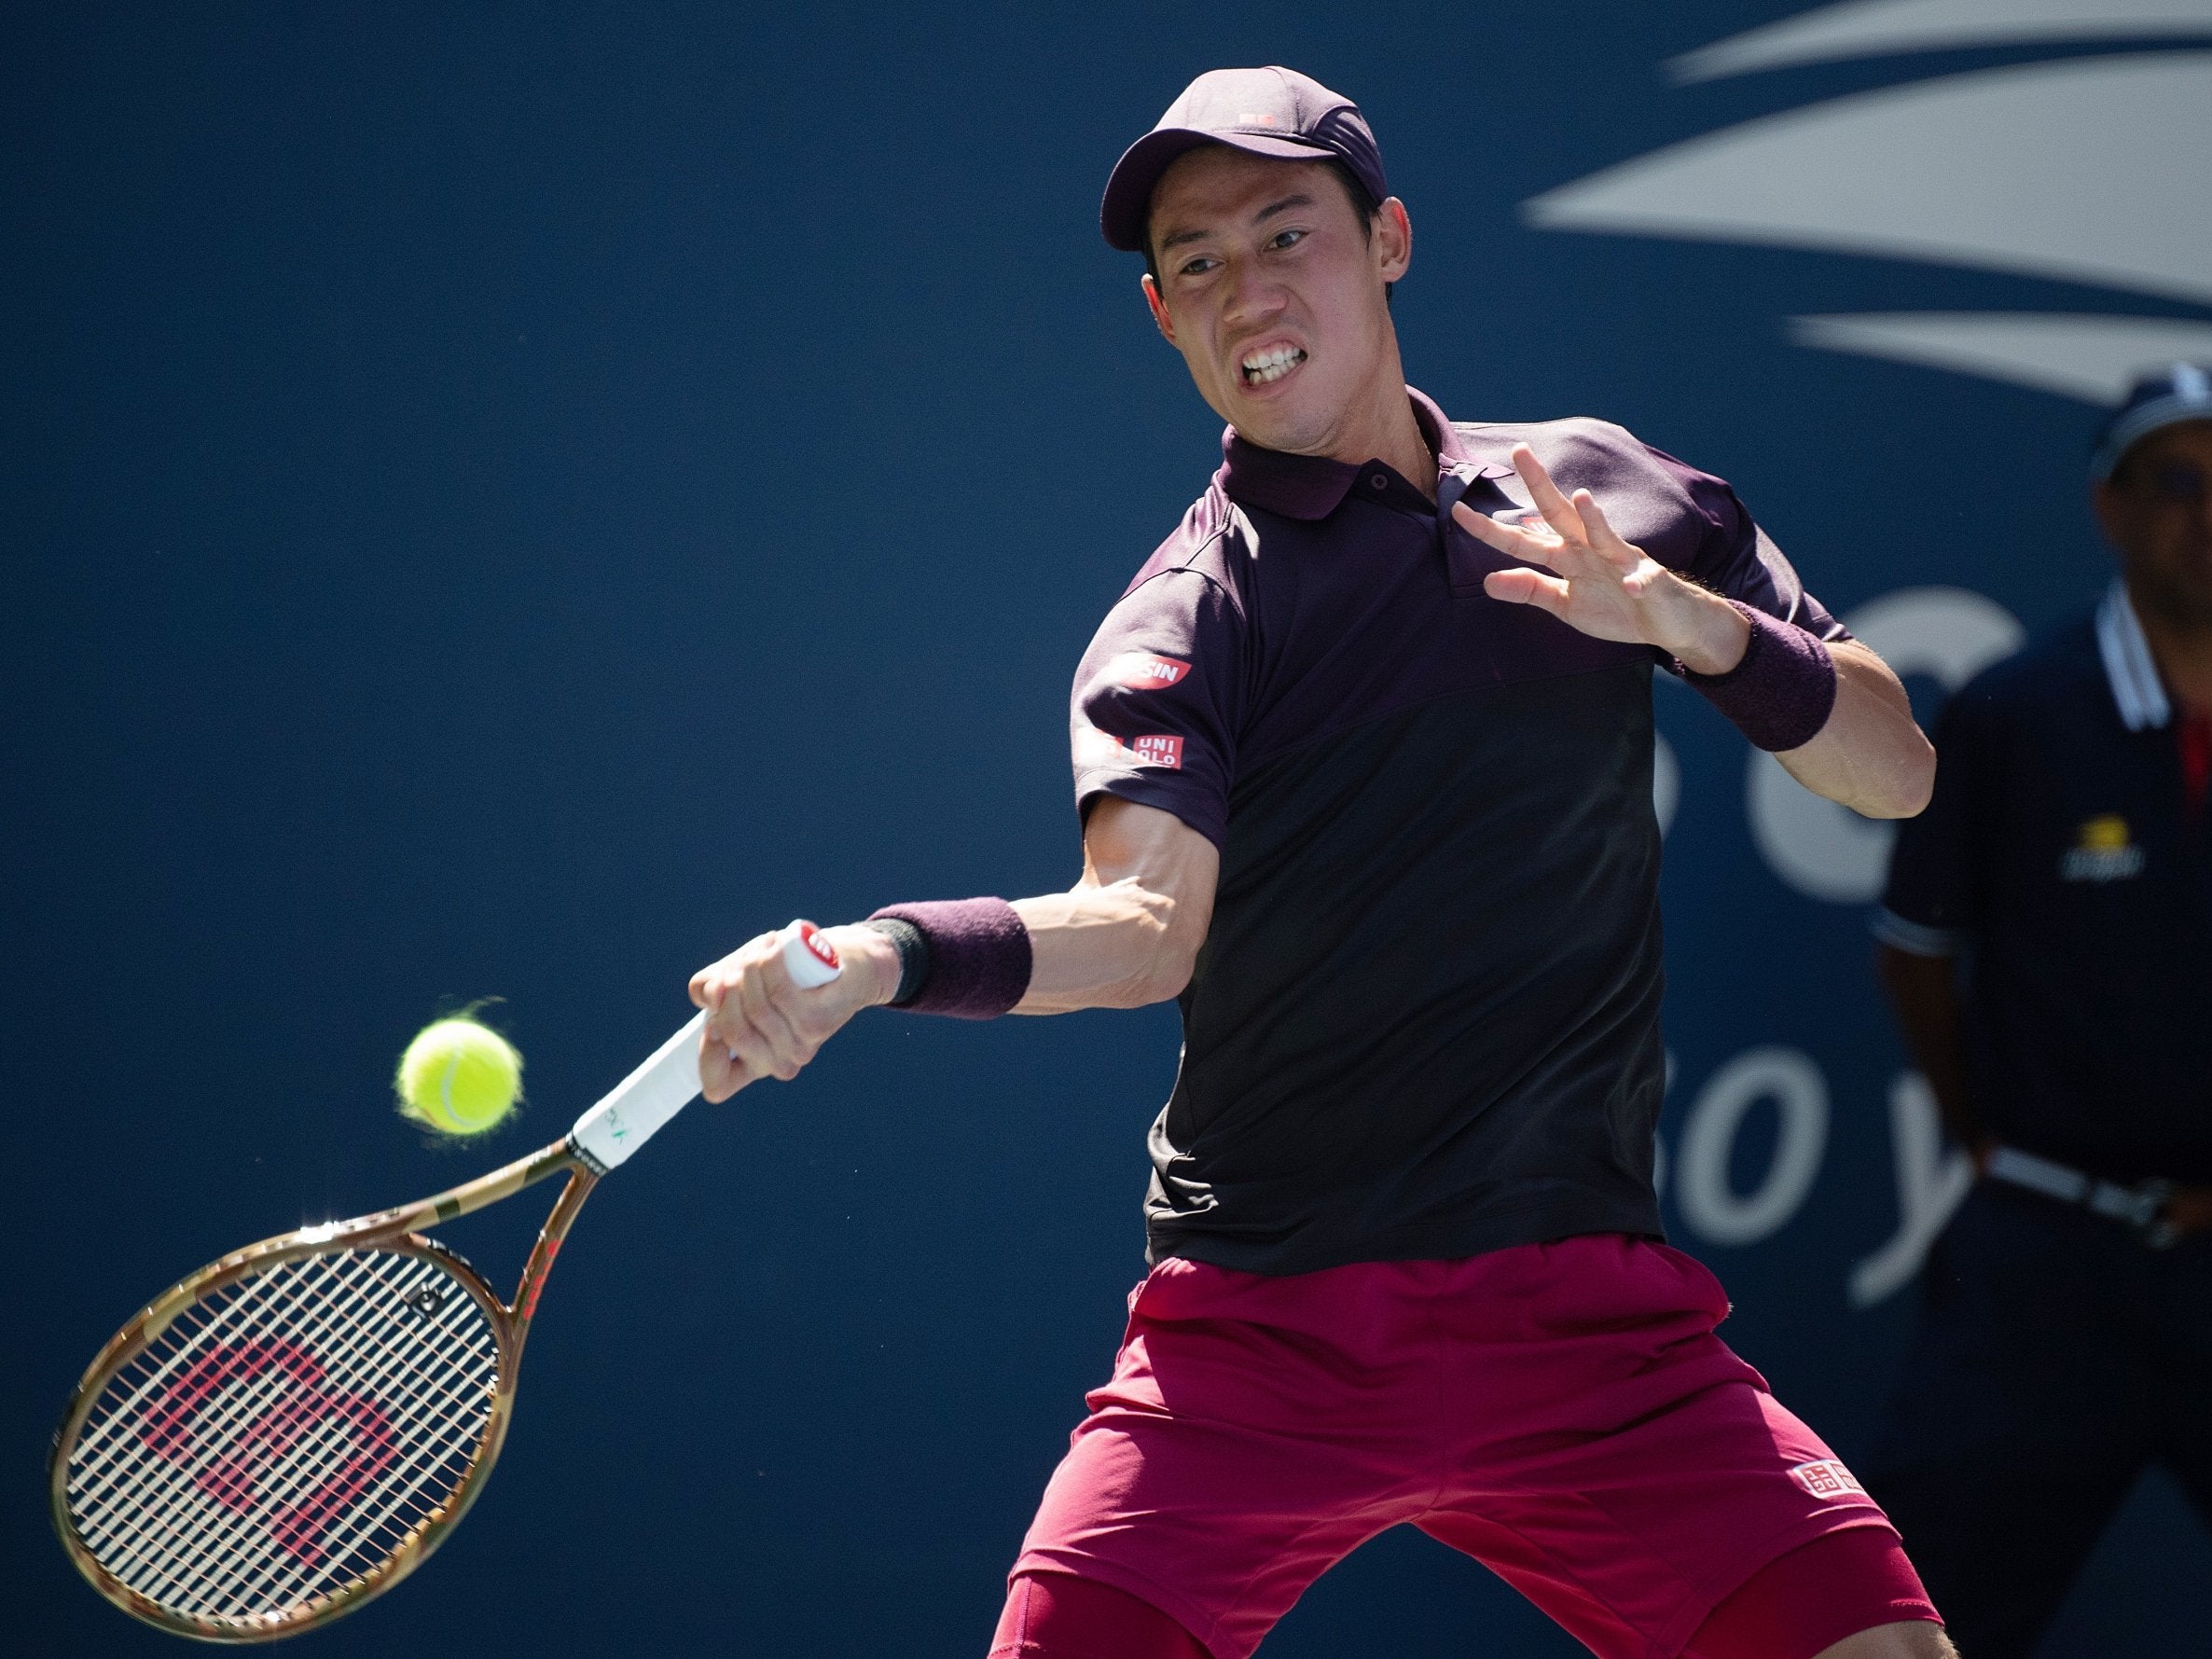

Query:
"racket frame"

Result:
[[49, 1137, 596, 1643]]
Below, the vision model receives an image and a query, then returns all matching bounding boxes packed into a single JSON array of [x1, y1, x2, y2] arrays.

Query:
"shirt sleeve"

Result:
[[1071, 567, 1246, 849], [1874, 690, 1990, 956], [1652, 447, 1851, 643]]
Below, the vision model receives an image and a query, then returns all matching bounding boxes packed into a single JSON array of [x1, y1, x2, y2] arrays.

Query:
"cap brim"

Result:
[[1100, 127, 1337, 252], [2092, 394, 2212, 479]]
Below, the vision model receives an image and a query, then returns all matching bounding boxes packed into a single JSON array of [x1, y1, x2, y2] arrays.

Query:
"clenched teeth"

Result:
[[1240, 345, 1306, 384]]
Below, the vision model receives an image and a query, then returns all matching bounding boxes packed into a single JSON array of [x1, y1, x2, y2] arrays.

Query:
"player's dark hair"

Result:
[[1143, 157, 1394, 304]]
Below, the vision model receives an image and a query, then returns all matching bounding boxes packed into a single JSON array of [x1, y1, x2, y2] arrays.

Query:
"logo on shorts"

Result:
[[1106, 652, 1191, 690], [2060, 815, 2145, 882], [1788, 1459, 1866, 1501]]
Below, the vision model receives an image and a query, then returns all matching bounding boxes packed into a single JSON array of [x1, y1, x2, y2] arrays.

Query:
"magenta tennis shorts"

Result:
[[1012, 1236, 1902, 1659]]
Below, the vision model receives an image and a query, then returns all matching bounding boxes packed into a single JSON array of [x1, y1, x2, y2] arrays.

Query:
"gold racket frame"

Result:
[[50, 1136, 600, 1643]]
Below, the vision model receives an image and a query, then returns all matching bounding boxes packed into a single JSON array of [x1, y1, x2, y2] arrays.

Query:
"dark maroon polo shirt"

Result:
[[1073, 388, 1846, 1275]]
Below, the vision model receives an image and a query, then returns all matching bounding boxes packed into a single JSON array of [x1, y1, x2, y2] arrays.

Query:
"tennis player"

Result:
[[691, 67, 1948, 1659]]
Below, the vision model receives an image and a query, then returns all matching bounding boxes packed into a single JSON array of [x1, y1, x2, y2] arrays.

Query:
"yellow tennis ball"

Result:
[[395, 1016, 522, 1137]]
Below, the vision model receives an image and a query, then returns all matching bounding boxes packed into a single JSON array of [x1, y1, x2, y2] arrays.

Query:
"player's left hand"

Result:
[[1452, 444, 1749, 675]]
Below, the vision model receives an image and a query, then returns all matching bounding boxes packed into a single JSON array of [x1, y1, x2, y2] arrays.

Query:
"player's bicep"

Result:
[[1011, 799, 1219, 1013], [1083, 795, 1220, 945]]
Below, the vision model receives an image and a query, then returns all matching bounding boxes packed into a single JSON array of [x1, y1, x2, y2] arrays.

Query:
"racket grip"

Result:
[[568, 923, 842, 1171]]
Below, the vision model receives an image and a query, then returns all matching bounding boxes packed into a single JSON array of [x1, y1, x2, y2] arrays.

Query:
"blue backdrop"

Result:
[[13, 5, 2212, 1653]]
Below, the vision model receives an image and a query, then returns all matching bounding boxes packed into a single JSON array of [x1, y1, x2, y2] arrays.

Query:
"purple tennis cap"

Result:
[[1100, 66, 1388, 253]]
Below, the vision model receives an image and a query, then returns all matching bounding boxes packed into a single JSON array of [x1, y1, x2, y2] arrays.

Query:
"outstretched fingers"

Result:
[[1570, 489, 1640, 569], [1452, 499, 1562, 565], [1511, 445, 1586, 542], [1482, 565, 1572, 614]]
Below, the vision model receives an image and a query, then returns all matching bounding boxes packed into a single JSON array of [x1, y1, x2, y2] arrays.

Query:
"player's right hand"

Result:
[[689, 923, 900, 1100]]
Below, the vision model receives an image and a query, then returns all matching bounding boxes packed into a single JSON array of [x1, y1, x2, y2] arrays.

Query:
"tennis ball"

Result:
[[395, 1016, 522, 1137]]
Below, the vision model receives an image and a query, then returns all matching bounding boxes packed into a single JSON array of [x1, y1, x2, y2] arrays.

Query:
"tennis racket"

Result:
[[50, 922, 842, 1642]]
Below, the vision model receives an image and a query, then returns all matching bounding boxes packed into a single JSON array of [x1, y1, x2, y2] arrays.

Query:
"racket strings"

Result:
[[123, 1251, 497, 1616], [77, 1251, 399, 1536], [115, 1255, 487, 1615], [136, 1255, 470, 1586], [70, 1249, 324, 1503], [76, 1251, 456, 1611], [65, 1247, 503, 1624], [171, 1263, 499, 1616], [80, 1250, 498, 1618], [83, 1253, 408, 1582]]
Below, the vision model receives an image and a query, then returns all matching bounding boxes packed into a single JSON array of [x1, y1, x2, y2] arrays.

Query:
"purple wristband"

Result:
[[1680, 601, 1838, 753], [864, 897, 1032, 1018]]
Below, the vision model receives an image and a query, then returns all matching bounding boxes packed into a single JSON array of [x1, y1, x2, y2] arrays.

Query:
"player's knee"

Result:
[[1806, 1620, 1956, 1659]]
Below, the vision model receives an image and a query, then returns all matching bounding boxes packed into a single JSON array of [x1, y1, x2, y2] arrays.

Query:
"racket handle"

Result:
[[568, 923, 842, 1171]]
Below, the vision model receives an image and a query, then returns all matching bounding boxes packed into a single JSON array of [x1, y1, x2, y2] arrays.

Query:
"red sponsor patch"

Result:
[[1788, 1459, 1865, 1500], [1107, 652, 1191, 690], [1073, 723, 1184, 771]]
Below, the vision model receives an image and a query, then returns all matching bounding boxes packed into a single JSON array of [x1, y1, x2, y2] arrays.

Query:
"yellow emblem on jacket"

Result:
[[2061, 815, 2145, 881]]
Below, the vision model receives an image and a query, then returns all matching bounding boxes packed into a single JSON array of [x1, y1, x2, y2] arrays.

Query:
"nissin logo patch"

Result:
[[1107, 652, 1191, 690]]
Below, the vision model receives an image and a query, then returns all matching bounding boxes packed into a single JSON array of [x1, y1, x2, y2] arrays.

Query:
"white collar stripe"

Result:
[[2095, 581, 2170, 733]]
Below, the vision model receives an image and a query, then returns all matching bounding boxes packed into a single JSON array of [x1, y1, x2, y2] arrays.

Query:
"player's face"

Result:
[[2095, 422, 2212, 627], [1142, 148, 1410, 457]]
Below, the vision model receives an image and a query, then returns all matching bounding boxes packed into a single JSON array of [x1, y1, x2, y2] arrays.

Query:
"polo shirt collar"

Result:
[[1218, 386, 1479, 520], [2096, 578, 2172, 731]]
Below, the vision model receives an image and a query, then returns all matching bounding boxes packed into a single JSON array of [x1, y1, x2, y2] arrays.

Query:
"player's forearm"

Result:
[[1655, 586, 1932, 817], [1010, 878, 1200, 1013], [1774, 641, 1935, 819]]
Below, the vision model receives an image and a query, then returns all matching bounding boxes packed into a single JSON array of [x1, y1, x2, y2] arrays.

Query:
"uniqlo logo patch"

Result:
[[1788, 1459, 1865, 1500], [1108, 652, 1191, 690], [1073, 724, 1184, 771]]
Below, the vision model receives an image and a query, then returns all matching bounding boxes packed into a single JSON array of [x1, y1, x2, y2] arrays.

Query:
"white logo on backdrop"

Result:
[[1674, 1048, 1831, 1247], [1528, 0, 2212, 403], [1529, 2, 2212, 1294], [1657, 1045, 1975, 1306]]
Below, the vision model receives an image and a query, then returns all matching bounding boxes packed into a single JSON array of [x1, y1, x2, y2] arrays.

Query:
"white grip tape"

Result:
[[569, 923, 842, 1171]]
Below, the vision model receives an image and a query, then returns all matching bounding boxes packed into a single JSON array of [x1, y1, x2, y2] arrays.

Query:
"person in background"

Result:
[[1867, 363, 2212, 1659]]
